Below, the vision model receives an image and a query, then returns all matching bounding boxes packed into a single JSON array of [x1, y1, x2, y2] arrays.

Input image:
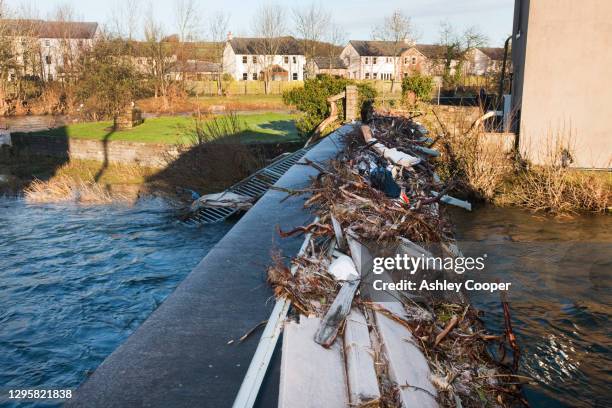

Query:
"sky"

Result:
[[4, 0, 515, 46]]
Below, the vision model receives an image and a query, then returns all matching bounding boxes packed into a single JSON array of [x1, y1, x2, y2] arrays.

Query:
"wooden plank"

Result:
[[279, 316, 349, 408], [374, 311, 438, 408], [344, 309, 381, 405], [314, 279, 360, 347]]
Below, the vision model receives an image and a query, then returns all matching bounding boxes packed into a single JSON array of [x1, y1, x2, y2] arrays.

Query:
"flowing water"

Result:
[[0, 198, 232, 407], [452, 207, 611, 408]]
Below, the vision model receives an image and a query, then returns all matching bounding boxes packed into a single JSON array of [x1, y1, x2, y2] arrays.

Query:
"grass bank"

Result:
[[11, 112, 300, 145]]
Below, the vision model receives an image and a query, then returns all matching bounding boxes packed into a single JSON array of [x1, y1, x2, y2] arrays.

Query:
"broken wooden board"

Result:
[[279, 316, 349, 408], [374, 311, 438, 408], [314, 279, 360, 347], [344, 309, 381, 405]]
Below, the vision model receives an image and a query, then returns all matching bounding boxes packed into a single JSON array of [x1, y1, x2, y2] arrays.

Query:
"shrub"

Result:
[[283, 75, 376, 136], [401, 73, 434, 104]]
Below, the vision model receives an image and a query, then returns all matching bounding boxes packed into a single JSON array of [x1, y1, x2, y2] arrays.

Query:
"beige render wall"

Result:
[[518, 0, 612, 168]]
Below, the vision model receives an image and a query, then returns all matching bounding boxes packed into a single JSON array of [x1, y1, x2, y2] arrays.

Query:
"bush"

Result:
[[401, 73, 434, 104], [283, 75, 376, 136]]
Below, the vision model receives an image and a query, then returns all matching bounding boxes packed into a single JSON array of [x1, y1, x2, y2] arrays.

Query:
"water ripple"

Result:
[[0, 198, 232, 407]]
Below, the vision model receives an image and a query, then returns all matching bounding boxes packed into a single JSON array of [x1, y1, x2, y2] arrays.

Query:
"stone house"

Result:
[[222, 35, 305, 81], [341, 40, 455, 80], [2, 19, 101, 81]]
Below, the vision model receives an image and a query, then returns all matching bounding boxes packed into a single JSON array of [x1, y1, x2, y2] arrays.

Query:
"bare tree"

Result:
[[292, 2, 329, 77], [173, 0, 199, 89], [143, 4, 172, 108], [207, 11, 229, 96], [372, 9, 414, 91], [109, 0, 140, 40], [437, 21, 488, 88], [252, 3, 286, 94], [324, 21, 345, 71]]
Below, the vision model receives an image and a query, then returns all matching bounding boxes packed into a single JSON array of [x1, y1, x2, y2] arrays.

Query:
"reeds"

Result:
[[430, 106, 611, 214]]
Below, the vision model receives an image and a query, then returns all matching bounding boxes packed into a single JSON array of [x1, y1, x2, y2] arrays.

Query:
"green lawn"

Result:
[[15, 112, 300, 144]]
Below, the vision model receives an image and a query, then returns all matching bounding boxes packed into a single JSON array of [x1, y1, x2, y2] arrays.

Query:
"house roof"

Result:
[[478, 47, 505, 61], [170, 60, 220, 73], [349, 40, 412, 56], [413, 44, 447, 59], [228, 36, 304, 55], [313, 56, 347, 70], [1, 19, 99, 39]]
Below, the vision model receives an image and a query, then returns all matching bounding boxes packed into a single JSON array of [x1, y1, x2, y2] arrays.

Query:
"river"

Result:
[[451, 207, 611, 408], [0, 198, 232, 407]]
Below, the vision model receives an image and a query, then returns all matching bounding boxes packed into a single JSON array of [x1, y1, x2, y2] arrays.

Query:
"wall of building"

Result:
[[512, 0, 612, 168], [223, 44, 305, 81]]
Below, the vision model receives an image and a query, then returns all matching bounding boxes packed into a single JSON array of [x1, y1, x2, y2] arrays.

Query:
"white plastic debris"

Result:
[[328, 253, 359, 281], [190, 191, 253, 211], [0, 130, 11, 147]]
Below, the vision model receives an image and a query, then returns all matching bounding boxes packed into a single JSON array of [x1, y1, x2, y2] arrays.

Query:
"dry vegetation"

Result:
[[23, 160, 155, 204], [425, 105, 611, 214]]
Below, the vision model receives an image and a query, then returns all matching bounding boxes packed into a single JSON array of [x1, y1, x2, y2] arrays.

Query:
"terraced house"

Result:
[[1, 19, 100, 82], [223, 35, 305, 82], [340, 40, 504, 80]]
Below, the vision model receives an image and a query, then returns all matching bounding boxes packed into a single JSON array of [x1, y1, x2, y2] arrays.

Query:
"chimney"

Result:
[[227, 31, 233, 41]]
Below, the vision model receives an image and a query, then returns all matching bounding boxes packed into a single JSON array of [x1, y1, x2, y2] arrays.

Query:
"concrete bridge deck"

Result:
[[66, 126, 351, 408]]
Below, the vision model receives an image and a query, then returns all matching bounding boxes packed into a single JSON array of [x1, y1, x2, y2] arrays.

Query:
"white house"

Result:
[[223, 35, 305, 82], [464, 47, 505, 76], [341, 40, 503, 80], [2, 19, 101, 81], [340, 40, 412, 80]]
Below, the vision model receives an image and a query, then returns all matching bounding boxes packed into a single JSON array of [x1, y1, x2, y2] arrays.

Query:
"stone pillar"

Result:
[[345, 85, 358, 122]]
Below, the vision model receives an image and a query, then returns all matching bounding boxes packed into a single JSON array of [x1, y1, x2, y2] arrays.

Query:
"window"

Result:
[[292, 73, 298, 80], [364, 57, 369, 64], [252, 73, 258, 80], [373, 73, 377, 79], [284, 56, 289, 64], [386, 57, 392, 63], [45, 39, 50, 46], [243, 73, 248, 80], [403, 72, 408, 78], [243, 56, 248, 64], [292, 56, 297, 64], [404, 57, 409, 64], [45, 55, 51, 65], [373, 57, 377, 64], [365, 72, 370, 79], [411, 57, 417, 65], [252, 56, 257, 63]]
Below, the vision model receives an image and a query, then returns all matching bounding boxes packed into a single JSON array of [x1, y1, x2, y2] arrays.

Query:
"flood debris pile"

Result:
[[267, 116, 527, 407]]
